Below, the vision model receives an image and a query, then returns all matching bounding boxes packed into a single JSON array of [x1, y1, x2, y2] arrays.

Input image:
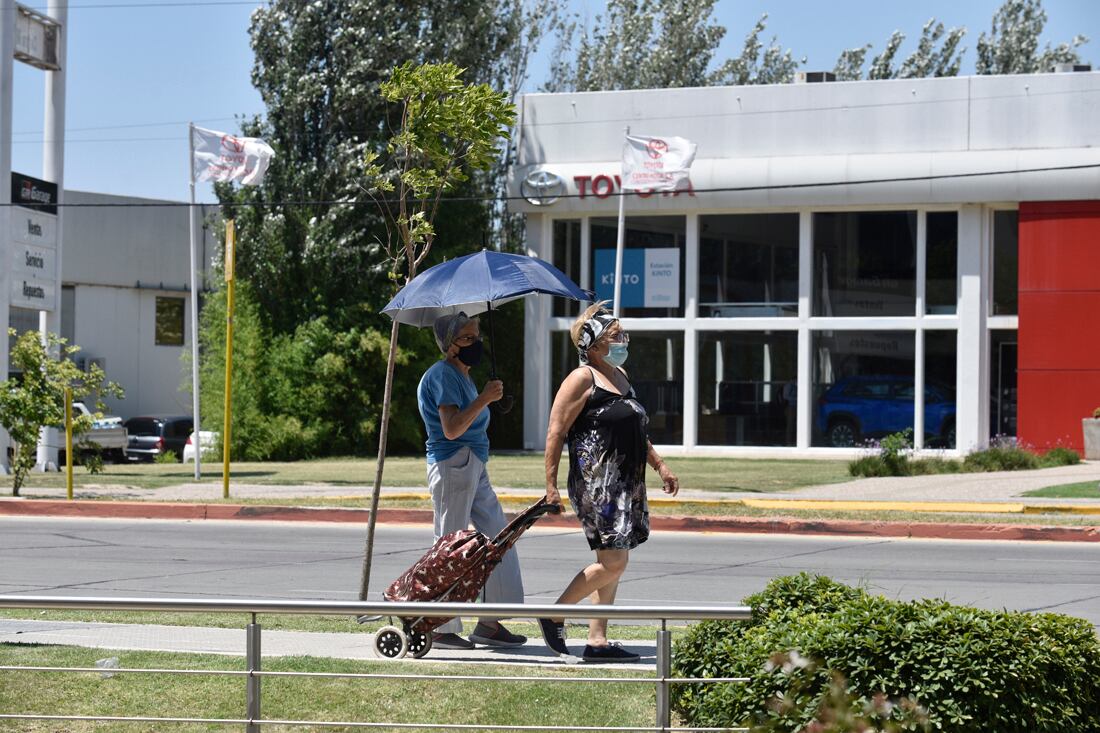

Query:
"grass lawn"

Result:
[[12, 454, 852, 493], [1023, 480, 1100, 499], [0, 644, 655, 732]]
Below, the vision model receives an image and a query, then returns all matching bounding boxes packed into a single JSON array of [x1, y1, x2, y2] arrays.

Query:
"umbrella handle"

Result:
[[485, 303, 513, 414]]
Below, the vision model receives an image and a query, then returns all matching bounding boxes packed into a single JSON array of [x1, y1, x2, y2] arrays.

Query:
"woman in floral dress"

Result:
[[540, 302, 680, 662]]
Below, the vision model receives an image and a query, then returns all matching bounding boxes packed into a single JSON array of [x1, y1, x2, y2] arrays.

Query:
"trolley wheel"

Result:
[[373, 625, 408, 659], [407, 628, 433, 659]]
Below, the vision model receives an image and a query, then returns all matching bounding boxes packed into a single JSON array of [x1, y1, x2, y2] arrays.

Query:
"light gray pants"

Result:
[[427, 447, 524, 634]]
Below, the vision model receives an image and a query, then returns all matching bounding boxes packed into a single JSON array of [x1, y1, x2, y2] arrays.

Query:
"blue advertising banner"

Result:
[[594, 248, 680, 308]]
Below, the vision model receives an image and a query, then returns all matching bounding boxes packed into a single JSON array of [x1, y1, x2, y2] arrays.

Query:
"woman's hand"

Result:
[[545, 485, 562, 506], [480, 379, 504, 404], [658, 463, 679, 496]]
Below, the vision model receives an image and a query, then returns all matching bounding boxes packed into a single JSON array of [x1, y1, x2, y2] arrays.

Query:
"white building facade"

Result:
[[6, 190, 215, 419], [509, 71, 1100, 456]]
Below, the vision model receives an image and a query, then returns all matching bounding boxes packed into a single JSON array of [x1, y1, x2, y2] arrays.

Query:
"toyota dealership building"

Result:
[[508, 69, 1100, 456]]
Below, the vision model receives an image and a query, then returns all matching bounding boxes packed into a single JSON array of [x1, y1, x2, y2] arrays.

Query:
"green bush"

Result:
[[671, 574, 1100, 732], [153, 450, 179, 465], [1040, 446, 1081, 467], [962, 443, 1040, 472]]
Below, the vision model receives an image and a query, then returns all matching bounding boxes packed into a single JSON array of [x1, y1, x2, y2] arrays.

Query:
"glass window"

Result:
[[926, 212, 958, 315], [697, 331, 798, 446], [924, 331, 957, 449], [591, 216, 685, 318], [992, 211, 1019, 316], [552, 220, 581, 317], [155, 297, 185, 346], [699, 214, 798, 317], [813, 211, 917, 317], [626, 331, 684, 444], [812, 331, 915, 447], [990, 329, 1017, 439]]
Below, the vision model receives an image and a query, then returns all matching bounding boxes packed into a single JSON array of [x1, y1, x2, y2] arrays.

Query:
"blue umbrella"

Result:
[[382, 250, 591, 412], [382, 250, 590, 327]]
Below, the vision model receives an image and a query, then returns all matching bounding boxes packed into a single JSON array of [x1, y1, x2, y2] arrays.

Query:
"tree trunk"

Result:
[[358, 316, 401, 600]]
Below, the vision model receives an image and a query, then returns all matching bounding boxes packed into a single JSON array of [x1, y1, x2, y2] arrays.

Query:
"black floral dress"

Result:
[[566, 370, 651, 551]]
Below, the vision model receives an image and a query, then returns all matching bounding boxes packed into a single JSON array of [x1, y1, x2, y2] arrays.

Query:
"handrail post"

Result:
[[246, 615, 261, 732], [656, 620, 671, 733]]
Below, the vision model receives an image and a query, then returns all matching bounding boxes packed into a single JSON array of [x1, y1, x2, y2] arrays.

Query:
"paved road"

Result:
[[2, 516, 1099, 623]]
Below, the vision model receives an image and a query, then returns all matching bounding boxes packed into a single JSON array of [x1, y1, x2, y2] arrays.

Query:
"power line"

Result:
[[13, 116, 239, 136], [10, 0, 261, 10], [3, 162, 1097, 208]]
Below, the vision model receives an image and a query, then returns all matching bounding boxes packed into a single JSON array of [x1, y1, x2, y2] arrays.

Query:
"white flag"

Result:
[[620, 134, 697, 191], [191, 125, 274, 186]]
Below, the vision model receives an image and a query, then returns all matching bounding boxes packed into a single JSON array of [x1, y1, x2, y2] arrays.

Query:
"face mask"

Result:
[[455, 340, 484, 367], [605, 343, 629, 367]]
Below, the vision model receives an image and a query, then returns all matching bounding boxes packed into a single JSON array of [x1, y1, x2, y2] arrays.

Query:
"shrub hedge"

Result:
[[849, 435, 1081, 478], [671, 574, 1100, 732]]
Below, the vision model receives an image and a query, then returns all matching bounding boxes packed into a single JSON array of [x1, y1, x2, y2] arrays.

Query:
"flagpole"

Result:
[[222, 220, 235, 499], [188, 122, 202, 480], [612, 125, 630, 317]]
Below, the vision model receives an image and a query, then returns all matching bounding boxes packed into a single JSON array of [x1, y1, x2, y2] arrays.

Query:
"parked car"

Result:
[[124, 415, 194, 462], [58, 402, 128, 464], [816, 376, 956, 448], [182, 430, 219, 463]]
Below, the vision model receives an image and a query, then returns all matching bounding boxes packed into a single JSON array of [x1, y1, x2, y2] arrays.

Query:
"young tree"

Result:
[[0, 330, 123, 495], [976, 0, 1089, 74], [357, 62, 516, 600]]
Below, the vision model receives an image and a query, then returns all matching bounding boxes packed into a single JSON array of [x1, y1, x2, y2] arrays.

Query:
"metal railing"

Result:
[[0, 597, 752, 732]]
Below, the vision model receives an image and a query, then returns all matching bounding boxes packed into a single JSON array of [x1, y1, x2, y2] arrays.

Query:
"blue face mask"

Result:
[[605, 343, 629, 367]]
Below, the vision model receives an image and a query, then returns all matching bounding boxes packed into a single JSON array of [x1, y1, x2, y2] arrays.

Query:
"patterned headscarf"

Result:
[[432, 312, 471, 354], [577, 312, 618, 364]]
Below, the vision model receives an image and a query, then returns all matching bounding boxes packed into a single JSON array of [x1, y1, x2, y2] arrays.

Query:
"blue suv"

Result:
[[816, 376, 956, 448]]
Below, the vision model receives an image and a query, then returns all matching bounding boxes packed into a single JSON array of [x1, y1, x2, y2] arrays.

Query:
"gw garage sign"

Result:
[[10, 171, 58, 311]]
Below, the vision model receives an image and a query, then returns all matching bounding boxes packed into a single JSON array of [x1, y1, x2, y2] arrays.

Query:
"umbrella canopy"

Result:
[[382, 250, 591, 327]]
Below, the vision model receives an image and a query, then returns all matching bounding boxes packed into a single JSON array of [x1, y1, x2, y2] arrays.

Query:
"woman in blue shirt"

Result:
[[416, 312, 527, 650]]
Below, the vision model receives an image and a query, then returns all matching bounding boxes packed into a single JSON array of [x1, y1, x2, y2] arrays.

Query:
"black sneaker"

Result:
[[469, 622, 527, 648], [581, 642, 640, 663], [431, 632, 475, 650], [537, 618, 570, 656]]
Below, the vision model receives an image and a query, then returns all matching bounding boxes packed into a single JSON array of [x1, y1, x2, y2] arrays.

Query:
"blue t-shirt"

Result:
[[417, 360, 490, 465]]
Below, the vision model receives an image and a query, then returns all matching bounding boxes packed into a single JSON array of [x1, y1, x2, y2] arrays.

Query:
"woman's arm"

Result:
[[646, 440, 680, 496], [544, 369, 592, 505], [437, 380, 503, 440]]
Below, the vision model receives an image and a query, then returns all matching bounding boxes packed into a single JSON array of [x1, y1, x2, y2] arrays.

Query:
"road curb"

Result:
[[1, 499, 1098, 543]]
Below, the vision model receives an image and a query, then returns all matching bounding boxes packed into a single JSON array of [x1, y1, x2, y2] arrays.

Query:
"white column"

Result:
[[913, 212, 927, 450], [681, 213, 698, 449], [37, 0, 66, 470], [796, 211, 812, 449], [523, 214, 551, 450], [0, 7, 15, 471], [955, 205, 990, 452]]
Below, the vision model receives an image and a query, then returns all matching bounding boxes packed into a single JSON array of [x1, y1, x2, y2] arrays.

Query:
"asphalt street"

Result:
[[2, 516, 1099, 623]]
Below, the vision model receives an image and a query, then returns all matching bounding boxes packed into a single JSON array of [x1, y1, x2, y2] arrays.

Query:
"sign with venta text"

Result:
[[10, 172, 58, 311], [594, 248, 680, 309]]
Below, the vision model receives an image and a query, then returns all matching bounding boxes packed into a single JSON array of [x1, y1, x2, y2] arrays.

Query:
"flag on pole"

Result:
[[620, 134, 697, 191], [191, 126, 274, 186]]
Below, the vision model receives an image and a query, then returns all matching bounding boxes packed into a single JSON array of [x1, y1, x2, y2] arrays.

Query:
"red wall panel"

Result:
[[1017, 201, 1100, 452]]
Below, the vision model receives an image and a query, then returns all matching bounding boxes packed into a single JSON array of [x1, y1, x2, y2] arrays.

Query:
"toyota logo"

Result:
[[520, 169, 564, 206], [646, 139, 668, 159], [221, 134, 246, 153]]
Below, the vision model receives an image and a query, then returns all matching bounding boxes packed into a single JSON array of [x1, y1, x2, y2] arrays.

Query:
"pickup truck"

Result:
[[64, 402, 128, 462]]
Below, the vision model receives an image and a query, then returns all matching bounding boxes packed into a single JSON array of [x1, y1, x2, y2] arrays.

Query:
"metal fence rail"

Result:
[[0, 597, 752, 732]]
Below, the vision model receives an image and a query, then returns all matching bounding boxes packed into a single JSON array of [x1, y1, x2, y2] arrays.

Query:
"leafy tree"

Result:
[[545, 1, 802, 91], [357, 61, 516, 599], [976, 0, 1089, 74], [835, 20, 965, 81], [0, 330, 122, 495]]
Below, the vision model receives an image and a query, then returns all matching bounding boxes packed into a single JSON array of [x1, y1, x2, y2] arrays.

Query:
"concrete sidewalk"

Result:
[[0, 618, 654, 670], [8, 460, 1100, 508]]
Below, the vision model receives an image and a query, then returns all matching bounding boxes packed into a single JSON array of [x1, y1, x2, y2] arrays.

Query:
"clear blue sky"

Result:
[[10, 0, 1098, 203]]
